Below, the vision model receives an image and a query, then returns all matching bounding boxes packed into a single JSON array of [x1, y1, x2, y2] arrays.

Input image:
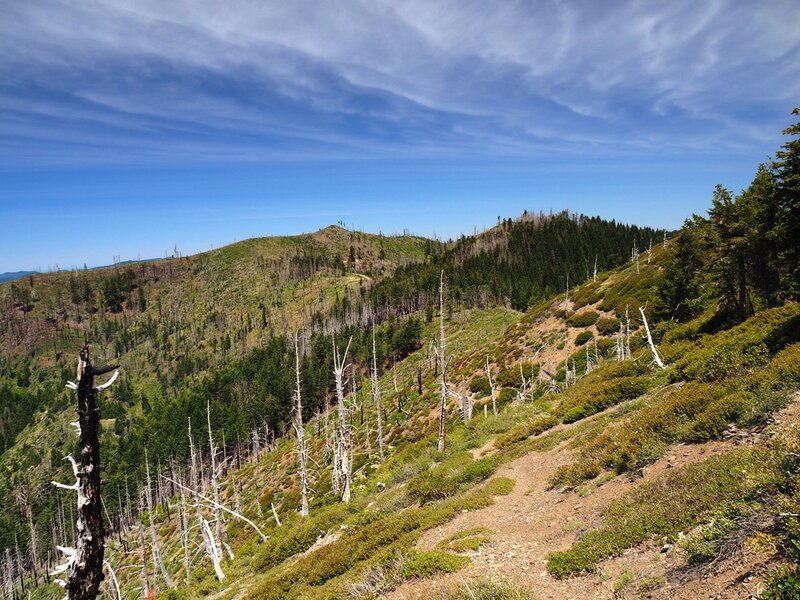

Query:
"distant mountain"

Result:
[[0, 270, 37, 283]]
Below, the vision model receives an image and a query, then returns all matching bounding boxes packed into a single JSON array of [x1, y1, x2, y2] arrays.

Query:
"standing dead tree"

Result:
[[332, 336, 353, 503], [293, 332, 310, 516], [485, 355, 497, 416], [371, 325, 385, 463], [53, 345, 119, 600], [639, 306, 666, 369], [436, 271, 448, 453], [144, 450, 173, 590]]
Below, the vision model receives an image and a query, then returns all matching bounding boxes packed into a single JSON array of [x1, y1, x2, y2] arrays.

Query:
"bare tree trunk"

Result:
[[137, 522, 150, 599], [332, 336, 353, 503], [437, 271, 447, 453], [371, 326, 385, 463], [624, 306, 632, 360], [293, 333, 310, 517], [639, 306, 665, 369], [460, 378, 471, 423], [145, 450, 173, 589], [206, 401, 223, 558], [188, 419, 225, 581], [53, 345, 119, 600], [485, 355, 496, 415]]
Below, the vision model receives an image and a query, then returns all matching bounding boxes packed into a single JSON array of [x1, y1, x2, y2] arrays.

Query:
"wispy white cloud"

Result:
[[1, 0, 798, 166]]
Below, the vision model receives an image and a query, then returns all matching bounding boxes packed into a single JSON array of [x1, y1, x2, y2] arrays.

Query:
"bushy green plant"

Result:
[[574, 331, 593, 346], [402, 550, 469, 578], [555, 376, 649, 424], [548, 448, 772, 578], [455, 456, 499, 485], [672, 304, 800, 382], [595, 316, 621, 335], [567, 310, 600, 327], [495, 415, 558, 449], [469, 375, 491, 395], [407, 470, 460, 504]]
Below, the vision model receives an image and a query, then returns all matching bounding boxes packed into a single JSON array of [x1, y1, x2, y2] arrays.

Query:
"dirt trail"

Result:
[[385, 394, 800, 600]]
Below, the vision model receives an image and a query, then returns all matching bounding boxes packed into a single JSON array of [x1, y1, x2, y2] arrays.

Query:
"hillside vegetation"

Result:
[[1, 110, 799, 599]]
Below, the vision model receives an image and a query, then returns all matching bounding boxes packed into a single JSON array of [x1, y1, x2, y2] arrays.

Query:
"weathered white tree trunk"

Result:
[[206, 401, 223, 558], [137, 522, 150, 598], [332, 336, 353, 503], [639, 306, 666, 369], [563, 328, 570, 389], [485, 355, 497, 415], [293, 332, 310, 517], [593, 254, 598, 282], [437, 270, 448, 453], [460, 378, 472, 423], [144, 450, 173, 589], [371, 326, 385, 462], [188, 418, 224, 581], [624, 307, 632, 360]]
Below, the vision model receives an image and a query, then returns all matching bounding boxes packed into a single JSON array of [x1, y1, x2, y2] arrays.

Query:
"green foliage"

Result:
[[547, 448, 772, 578], [656, 219, 706, 322], [554, 377, 650, 424], [672, 304, 800, 382], [469, 375, 491, 395], [680, 513, 738, 565], [574, 331, 593, 346], [567, 310, 600, 327], [595, 316, 621, 335], [442, 577, 534, 600], [455, 457, 500, 485], [252, 504, 350, 571], [495, 415, 558, 449], [552, 383, 735, 487], [407, 470, 460, 504], [496, 363, 539, 388], [402, 550, 469, 578]]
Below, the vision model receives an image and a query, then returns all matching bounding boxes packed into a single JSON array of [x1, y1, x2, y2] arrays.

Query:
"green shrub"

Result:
[[252, 504, 349, 571], [673, 304, 800, 382], [547, 447, 772, 578], [442, 577, 534, 599], [745, 343, 800, 393], [455, 457, 499, 485], [595, 316, 621, 335], [683, 392, 751, 442], [496, 363, 540, 388], [555, 377, 649, 424], [567, 310, 600, 327], [469, 375, 491, 395], [484, 476, 515, 495], [551, 383, 731, 487], [407, 470, 460, 504], [403, 550, 469, 578], [763, 566, 800, 600], [495, 415, 558, 449], [574, 331, 593, 346]]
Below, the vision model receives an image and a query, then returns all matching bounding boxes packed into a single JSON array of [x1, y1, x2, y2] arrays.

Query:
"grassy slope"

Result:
[[25, 237, 800, 599]]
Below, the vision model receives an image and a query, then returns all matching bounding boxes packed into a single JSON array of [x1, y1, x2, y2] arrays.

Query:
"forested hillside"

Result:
[[0, 211, 659, 580], [0, 110, 798, 600]]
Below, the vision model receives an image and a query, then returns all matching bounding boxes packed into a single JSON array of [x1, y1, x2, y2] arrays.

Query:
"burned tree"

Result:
[[293, 332, 310, 516], [332, 336, 353, 502], [437, 270, 448, 453], [53, 345, 119, 600], [371, 325, 385, 463]]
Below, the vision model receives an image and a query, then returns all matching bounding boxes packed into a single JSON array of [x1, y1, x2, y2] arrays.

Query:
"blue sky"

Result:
[[1, 0, 799, 272]]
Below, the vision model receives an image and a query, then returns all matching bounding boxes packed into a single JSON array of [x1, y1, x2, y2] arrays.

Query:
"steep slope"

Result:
[[14, 226, 800, 600]]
